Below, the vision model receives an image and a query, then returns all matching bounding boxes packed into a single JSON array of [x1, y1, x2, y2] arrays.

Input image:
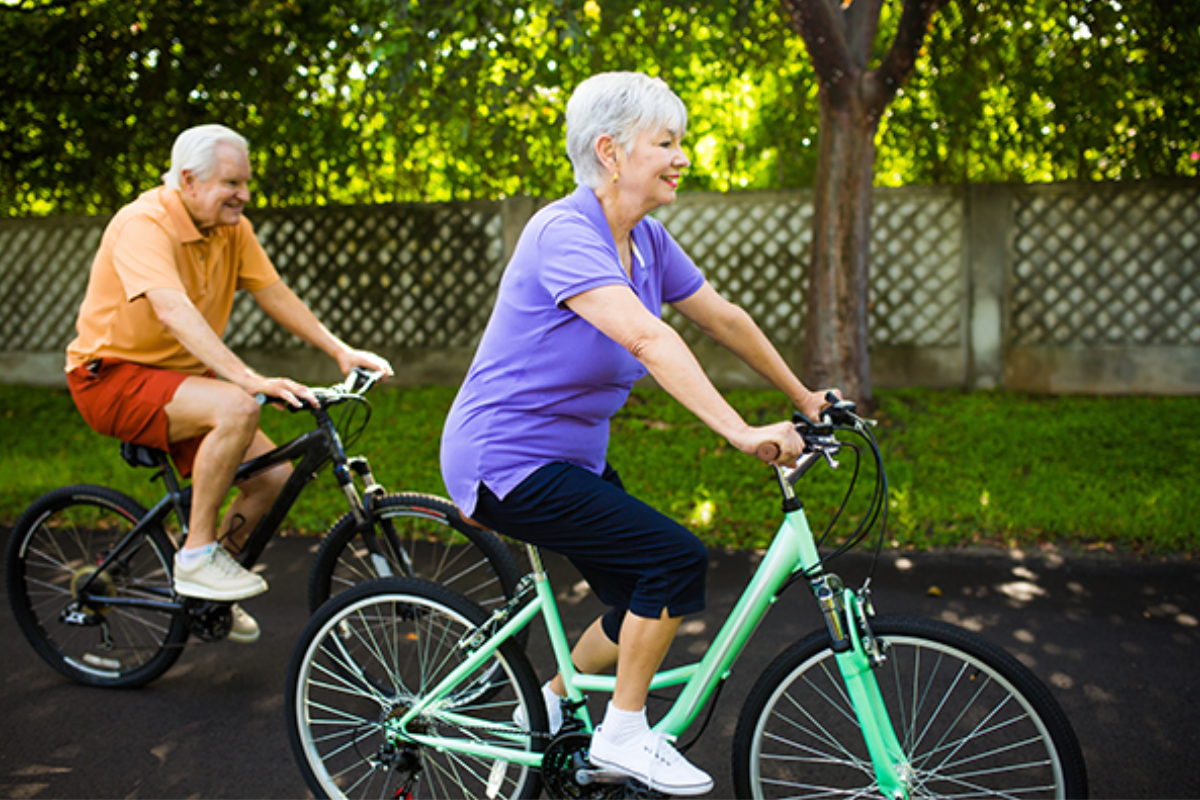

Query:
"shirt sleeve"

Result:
[[234, 217, 281, 292], [111, 216, 187, 301], [535, 214, 628, 306], [650, 219, 706, 303]]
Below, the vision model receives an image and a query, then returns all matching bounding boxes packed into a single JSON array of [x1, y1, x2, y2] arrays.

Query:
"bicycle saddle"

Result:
[[120, 442, 169, 469]]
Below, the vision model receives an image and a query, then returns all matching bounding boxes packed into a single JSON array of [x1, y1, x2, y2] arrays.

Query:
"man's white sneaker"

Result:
[[173, 546, 268, 601], [589, 725, 714, 796], [227, 604, 261, 644]]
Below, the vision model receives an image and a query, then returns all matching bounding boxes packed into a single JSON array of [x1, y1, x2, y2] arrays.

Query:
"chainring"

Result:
[[542, 732, 625, 800]]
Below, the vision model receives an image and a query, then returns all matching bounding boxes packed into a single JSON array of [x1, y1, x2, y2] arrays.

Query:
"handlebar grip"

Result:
[[757, 442, 781, 463], [254, 392, 315, 413]]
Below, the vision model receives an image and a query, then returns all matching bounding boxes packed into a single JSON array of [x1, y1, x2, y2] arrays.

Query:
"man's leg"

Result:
[[164, 377, 271, 601], [217, 429, 293, 555]]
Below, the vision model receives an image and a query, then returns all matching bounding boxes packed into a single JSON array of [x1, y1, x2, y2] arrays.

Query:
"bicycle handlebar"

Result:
[[254, 367, 384, 413]]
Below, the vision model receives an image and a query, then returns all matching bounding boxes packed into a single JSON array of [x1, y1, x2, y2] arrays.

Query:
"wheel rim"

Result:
[[328, 506, 511, 612], [749, 633, 1070, 799], [17, 501, 177, 680], [293, 591, 537, 799]]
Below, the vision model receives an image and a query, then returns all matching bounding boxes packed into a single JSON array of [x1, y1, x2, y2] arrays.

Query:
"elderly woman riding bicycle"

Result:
[[440, 71, 835, 795]]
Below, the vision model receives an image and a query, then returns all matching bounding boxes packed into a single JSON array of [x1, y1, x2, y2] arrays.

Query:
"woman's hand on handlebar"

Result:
[[732, 421, 806, 467], [798, 388, 843, 424]]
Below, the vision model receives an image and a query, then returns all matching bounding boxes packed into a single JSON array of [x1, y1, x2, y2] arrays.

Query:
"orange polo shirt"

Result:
[[66, 186, 280, 375]]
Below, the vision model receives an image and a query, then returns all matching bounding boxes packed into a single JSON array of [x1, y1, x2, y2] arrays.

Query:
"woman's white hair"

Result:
[[566, 72, 688, 189], [162, 124, 248, 190]]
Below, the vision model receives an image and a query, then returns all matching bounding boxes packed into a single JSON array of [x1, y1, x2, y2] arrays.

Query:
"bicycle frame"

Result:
[[389, 451, 912, 797], [70, 403, 381, 616]]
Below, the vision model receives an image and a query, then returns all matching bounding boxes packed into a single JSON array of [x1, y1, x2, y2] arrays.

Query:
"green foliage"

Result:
[[3, 0, 1195, 216], [2, 383, 1196, 557], [879, 0, 1200, 184]]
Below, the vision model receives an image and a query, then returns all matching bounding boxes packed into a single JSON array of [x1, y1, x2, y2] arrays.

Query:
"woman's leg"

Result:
[[611, 609, 681, 712]]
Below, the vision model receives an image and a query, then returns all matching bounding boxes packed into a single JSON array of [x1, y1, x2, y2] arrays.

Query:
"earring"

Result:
[[611, 171, 620, 184]]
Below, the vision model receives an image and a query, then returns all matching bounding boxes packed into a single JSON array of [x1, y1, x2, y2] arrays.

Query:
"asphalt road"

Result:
[[2, 535, 1198, 799]]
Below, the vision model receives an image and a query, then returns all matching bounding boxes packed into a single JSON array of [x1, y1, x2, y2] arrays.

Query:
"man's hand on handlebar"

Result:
[[250, 376, 318, 410], [337, 348, 393, 381]]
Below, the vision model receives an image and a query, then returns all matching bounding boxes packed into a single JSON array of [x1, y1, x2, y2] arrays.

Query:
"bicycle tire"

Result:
[[732, 615, 1088, 799], [306, 493, 524, 616], [6, 485, 189, 689], [286, 577, 547, 800]]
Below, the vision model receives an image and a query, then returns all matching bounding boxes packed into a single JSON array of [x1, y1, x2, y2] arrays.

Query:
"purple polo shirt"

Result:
[[441, 186, 706, 516]]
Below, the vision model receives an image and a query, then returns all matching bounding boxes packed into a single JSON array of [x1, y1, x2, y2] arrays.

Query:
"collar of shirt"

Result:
[[568, 185, 648, 280], [158, 186, 205, 245]]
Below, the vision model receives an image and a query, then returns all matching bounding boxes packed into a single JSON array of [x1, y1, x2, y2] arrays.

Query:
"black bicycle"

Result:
[[6, 368, 522, 689]]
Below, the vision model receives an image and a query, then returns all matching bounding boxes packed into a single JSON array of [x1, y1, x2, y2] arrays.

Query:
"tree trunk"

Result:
[[804, 86, 877, 406], [782, 0, 950, 409]]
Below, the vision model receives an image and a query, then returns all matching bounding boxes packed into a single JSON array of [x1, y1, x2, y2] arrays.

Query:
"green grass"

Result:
[[1, 384, 1196, 557]]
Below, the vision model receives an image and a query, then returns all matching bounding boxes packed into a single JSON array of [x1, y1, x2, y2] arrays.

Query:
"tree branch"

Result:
[[868, 0, 952, 113], [779, 0, 856, 95], [843, 0, 884, 69]]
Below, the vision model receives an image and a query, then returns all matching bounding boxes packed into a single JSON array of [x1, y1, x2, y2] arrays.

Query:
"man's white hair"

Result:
[[162, 124, 248, 190], [566, 72, 688, 189]]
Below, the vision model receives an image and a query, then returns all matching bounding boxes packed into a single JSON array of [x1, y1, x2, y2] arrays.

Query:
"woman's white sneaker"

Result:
[[589, 725, 713, 796]]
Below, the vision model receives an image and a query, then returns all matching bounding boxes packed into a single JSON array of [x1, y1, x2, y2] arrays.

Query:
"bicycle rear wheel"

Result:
[[6, 485, 188, 688], [307, 493, 523, 615], [733, 615, 1088, 799], [286, 577, 546, 800]]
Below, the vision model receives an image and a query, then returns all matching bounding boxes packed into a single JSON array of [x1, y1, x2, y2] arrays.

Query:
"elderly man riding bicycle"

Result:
[[65, 124, 391, 643]]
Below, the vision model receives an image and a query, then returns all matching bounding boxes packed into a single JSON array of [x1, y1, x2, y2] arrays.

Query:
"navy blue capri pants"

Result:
[[473, 461, 708, 645]]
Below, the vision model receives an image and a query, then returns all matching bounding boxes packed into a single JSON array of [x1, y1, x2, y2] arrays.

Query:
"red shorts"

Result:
[[67, 360, 205, 477]]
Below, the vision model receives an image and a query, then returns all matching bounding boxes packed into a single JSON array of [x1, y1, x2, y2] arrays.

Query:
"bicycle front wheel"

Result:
[[307, 493, 523, 615], [287, 577, 546, 800], [733, 615, 1088, 799], [5, 485, 188, 688]]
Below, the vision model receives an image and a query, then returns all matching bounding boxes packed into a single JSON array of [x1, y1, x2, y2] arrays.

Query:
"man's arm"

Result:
[[250, 281, 392, 377], [144, 287, 315, 406]]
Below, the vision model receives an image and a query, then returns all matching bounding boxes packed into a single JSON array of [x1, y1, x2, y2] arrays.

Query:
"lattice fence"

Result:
[[1010, 182, 1200, 347], [656, 185, 964, 350], [870, 186, 964, 348], [2, 180, 1196, 390], [0, 216, 106, 353], [228, 201, 505, 351], [656, 191, 811, 346]]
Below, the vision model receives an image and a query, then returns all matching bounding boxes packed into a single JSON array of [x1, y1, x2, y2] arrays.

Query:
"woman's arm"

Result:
[[566, 284, 803, 465], [672, 282, 829, 421]]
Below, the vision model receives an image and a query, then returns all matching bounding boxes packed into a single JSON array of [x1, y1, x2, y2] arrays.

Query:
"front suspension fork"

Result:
[[822, 577, 911, 798]]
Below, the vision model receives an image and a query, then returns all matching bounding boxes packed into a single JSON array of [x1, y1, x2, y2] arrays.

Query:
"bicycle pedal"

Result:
[[573, 766, 629, 786]]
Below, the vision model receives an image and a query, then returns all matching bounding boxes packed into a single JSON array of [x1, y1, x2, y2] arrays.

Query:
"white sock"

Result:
[[178, 543, 216, 567], [598, 702, 649, 746], [543, 683, 564, 731]]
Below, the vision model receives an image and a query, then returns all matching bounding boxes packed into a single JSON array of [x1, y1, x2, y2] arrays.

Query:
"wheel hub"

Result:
[[67, 565, 117, 620]]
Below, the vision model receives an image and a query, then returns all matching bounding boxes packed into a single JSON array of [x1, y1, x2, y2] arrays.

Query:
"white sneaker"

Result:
[[227, 604, 260, 644], [174, 546, 268, 601], [589, 726, 714, 796], [513, 682, 564, 734]]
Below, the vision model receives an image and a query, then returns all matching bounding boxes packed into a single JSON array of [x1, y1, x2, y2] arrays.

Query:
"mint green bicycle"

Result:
[[285, 398, 1088, 799]]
